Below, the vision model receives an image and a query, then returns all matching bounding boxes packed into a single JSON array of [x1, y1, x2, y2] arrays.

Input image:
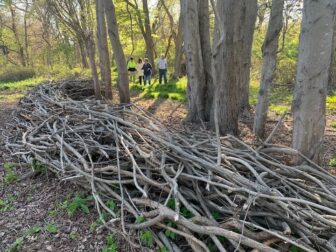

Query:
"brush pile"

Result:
[[5, 81, 336, 252]]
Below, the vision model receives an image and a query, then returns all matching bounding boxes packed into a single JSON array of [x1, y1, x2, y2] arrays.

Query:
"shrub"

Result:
[[0, 66, 35, 82]]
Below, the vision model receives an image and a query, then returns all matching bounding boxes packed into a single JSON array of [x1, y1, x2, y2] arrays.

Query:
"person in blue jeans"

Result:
[[142, 58, 152, 85], [157, 54, 168, 84]]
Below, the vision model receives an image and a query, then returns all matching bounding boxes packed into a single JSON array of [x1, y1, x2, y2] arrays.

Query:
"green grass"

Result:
[[130, 77, 187, 102], [0, 77, 45, 92]]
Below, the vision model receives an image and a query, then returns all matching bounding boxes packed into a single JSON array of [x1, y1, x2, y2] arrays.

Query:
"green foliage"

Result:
[[164, 222, 177, 240], [166, 198, 176, 210], [0, 77, 45, 92], [101, 234, 117, 252], [160, 247, 169, 252], [31, 159, 48, 175], [327, 95, 336, 112], [5, 237, 24, 252], [62, 193, 93, 217], [140, 230, 154, 248], [130, 77, 187, 102], [331, 122, 336, 129], [0, 66, 35, 82], [24, 225, 42, 237], [3, 162, 18, 184], [45, 223, 58, 234], [329, 158, 336, 166], [180, 206, 193, 219], [136, 215, 145, 224], [69, 231, 78, 241], [0, 197, 14, 212], [211, 211, 222, 221], [106, 199, 117, 211], [289, 245, 302, 252]]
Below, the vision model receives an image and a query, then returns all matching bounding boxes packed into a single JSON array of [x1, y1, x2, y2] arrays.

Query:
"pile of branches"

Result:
[[5, 81, 336, 252]]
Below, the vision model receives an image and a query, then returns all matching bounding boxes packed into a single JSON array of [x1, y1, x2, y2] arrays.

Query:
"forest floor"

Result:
[[0, 80, 336, 251]]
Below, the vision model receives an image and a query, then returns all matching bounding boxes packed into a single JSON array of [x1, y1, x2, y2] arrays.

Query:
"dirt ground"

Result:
[[0, 87, 336, 251]]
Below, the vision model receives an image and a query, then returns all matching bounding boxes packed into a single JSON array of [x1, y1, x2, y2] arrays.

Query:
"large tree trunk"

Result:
[[328, 20, 336, 92], [253, 0, 284, 138], [85, 35, 101, 100], [239, 0, 258, 112], [292, 0, 335, 164], [96, 0, 112, 100], [199, 0, 213, 121], [142, 0, 156, 71], [212, 0, 242, 135], [173, 15, 183, 80], [105, 0, 130, 104], [181, 0, 206, 122]]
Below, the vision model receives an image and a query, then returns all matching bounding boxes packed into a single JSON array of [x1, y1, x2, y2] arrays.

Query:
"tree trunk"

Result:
[[292, 0, 335, 164], [105, 0, 130, 104], [85, 35, 101, 100], [198, 0, 213, 121], [24, 0, 30, 66], [212, 0, 242, 135], [173, 15, 183, 80], [9, 5, 26, 66], [142, 0, 156, 71], [253, 0, 284, 138], [328, 20, 336, 92], [181, 0, 206, 122], [78, 38, 89, 68], [96, 0, 112, 100], [239, 0, 258, 112]]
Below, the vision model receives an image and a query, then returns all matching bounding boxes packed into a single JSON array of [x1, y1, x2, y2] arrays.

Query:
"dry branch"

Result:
[[5, 81, 336, 252]]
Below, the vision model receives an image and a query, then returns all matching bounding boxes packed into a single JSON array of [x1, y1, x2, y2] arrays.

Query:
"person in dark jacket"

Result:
[[142, 58, 152, 85]]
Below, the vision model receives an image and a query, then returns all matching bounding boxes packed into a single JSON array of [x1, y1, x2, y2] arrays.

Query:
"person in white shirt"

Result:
[[136, 58, 144, 85], [157, 54, 168, 84]]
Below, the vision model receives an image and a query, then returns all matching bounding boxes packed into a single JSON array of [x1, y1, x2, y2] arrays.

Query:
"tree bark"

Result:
[[96, 0, 112, 100], [85, 34, 102, 100], [173, 15, 183, 80], [212, 0, 242, 135], [328, 19, 336, 92], [181, 0, 206, 122], [198, 0, 213, 121], [239, 0, 258, 112], [9, 5, 26, 66], [78, 38, 89, 68], [253, 0, 284, 138], [292, 0, 336, 164], [142, 0, 156, 71], [105, 0, 130, 104]]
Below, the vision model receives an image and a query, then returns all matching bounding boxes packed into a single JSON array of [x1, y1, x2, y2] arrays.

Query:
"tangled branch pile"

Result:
[[5, 81, 336, 252]]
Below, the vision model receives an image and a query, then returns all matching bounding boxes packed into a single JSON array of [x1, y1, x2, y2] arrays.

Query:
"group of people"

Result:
[[127, 54, 168, 85]]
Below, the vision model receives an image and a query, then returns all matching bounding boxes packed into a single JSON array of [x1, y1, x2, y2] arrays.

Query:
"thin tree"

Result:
[[239, 0, 258, 112], [173, 15, 183, 80], [105, 0, 130, 104], [292, 0, 336, 163], [199, 0, 213, 121], [253, 0, 284, 138], [96, 0, 112, 100]]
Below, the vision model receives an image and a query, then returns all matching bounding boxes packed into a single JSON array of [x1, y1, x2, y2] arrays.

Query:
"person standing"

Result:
[[127, 57, 137, 83], [157, 54, 168, 84], [142, 58, 152, 85], [136, 58, 144, 85]]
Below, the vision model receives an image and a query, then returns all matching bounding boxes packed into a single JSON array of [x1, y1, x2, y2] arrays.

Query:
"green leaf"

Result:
[[45, 223, 58, 234], [140, 230, 154, 247]]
